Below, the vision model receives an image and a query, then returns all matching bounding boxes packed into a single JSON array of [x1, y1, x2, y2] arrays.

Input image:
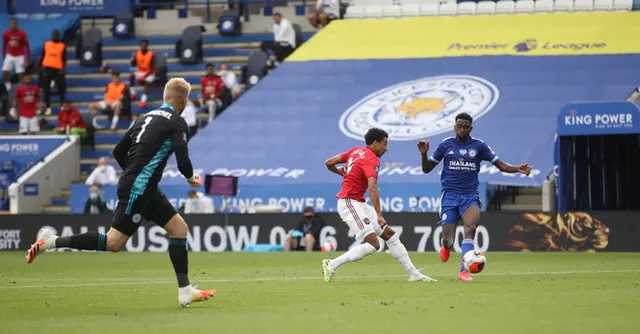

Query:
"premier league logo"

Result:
[[339, 75, 499, 141]]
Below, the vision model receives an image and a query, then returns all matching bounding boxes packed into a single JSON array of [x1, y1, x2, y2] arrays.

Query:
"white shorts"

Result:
[[98, 100, 122, 110], [2, 54, 25, 74], [337, 198, 384, 241], [19, 116, 39, 134], [134, 71, 155, 84]]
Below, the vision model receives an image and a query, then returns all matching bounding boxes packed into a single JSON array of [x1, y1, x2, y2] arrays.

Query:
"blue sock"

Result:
[[460, 238, 475, 272]]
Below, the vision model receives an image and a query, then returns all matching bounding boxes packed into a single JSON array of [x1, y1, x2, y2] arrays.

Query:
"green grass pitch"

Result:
[[1, 251, 639, 334]]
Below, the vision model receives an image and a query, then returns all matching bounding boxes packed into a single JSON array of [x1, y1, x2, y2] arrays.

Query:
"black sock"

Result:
[[169, 238, 190, 288], [55, 232, 107, 251]]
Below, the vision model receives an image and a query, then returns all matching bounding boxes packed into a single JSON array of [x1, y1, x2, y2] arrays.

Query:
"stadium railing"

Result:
[[134, 0, 310, 22], [7, 136, 80, 214]]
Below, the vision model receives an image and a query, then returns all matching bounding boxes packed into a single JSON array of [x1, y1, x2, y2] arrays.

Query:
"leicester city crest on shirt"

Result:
[[338, 75, 499, 141], [468, 149, 477, 158]]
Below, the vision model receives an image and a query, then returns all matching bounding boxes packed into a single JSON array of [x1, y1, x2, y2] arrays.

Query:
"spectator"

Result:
[[88, 72, 126, 131], [284, 206, 325, 252], [84, 185, 109, 214], [184, 190, 214, 214], [85, 157, 118, 186], [12, 73, 41, 135], [308, 0, 342, 29], [39, 29, 67, 116], [200, 63, 224, 121], [218, 64, 241, 107], [182, 98, 198, 140], [55, 100, 86, 137], [129, 40, 155, 108], [2, 18, 30, 92], [260, 13, 296, 63]]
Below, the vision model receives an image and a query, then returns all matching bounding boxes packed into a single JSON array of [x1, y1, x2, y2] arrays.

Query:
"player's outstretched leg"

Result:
[[380, 226, 437, 283], [322, 233, 378, 282], [458, 206, 480, 281], [27, 228, 113, 263], [164, 214, 216, 307]]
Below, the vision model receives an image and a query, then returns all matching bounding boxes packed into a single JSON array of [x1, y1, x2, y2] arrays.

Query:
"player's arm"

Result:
[[147, 55, 156, 76], [494, 160, 532, 175], [38, 43, 46, 67], [61, 44, 67, 70], [367, 177, 386, 226], [324, 154, 345, 177], [417, 140, 441, 173], [25, 36, 30, 64], [2, 32, 7, 58], [12, 89, 19, 109], [171, 118, 200, 186], [481, 143, 532, 176], [112, 128, 133, 169]]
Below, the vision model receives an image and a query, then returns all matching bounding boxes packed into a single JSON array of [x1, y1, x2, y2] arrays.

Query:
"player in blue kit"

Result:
[[417, 112, 532, 281]]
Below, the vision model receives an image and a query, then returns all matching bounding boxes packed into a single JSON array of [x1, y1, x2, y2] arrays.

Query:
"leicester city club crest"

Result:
[[339, 75, 499, 141]]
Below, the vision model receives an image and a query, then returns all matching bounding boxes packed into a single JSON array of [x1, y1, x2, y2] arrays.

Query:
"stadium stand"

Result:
[[344, 0, 634, 17], [0, 11, 313, 212]]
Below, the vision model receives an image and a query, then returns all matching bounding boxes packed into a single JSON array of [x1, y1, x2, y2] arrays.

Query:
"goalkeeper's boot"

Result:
[[408, 273, 438, 283], [179, 285, 216, 308], [26, 228, 57, 264], [458, 269, 473, 281], [321, 259, 335, 282]]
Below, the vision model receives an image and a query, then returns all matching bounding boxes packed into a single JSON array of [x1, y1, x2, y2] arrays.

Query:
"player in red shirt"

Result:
[[2, 18, 30, 92], [12, 73, 41, 135], [322, 128, 437, 283], [55, 100, 87, 137], [200, 63, 225, 121]]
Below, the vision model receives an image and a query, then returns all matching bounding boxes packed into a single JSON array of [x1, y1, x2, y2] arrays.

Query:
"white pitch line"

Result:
[[1, 269, 639, 290]]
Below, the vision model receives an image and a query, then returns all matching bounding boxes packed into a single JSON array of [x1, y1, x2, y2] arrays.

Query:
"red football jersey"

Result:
[[3, 29, 29, 58], [57, 107, 86, 129], [336, 147, 380, 202], [16, 85, 40, 118], [201, 75, 224, 100]]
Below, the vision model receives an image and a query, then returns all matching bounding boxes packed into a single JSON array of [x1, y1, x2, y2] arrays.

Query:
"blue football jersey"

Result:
[[429, 136, 500, 195]]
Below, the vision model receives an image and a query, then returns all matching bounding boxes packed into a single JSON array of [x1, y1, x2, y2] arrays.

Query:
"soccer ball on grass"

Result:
[[462, 250, 487, 274], [321, 242, 336, 252]]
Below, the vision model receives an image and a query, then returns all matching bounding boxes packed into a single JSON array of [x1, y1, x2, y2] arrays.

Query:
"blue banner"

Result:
[[160, 55, 640, 188], [70, 183, 487, 214], [557, 102, 640, 136], [0, 0, 8, 14], [0, 136, 66, 178], [15, 0, 131, 17]]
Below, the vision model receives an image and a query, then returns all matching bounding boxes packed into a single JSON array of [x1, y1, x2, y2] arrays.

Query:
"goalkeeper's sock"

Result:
[[330, 242, 376, 270], [460, 238, 475, 272], [55, 232, 107, 251], [386, 233, 420, 277], [168, 238, 191, 288]]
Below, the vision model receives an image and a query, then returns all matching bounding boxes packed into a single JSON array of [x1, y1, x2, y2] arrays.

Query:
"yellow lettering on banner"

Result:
[[289, 12, 640, 61]]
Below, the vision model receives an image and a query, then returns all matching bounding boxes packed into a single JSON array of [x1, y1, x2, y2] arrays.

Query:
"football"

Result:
[[321, 242, 336, 252], [463, 250, 487, 274]]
